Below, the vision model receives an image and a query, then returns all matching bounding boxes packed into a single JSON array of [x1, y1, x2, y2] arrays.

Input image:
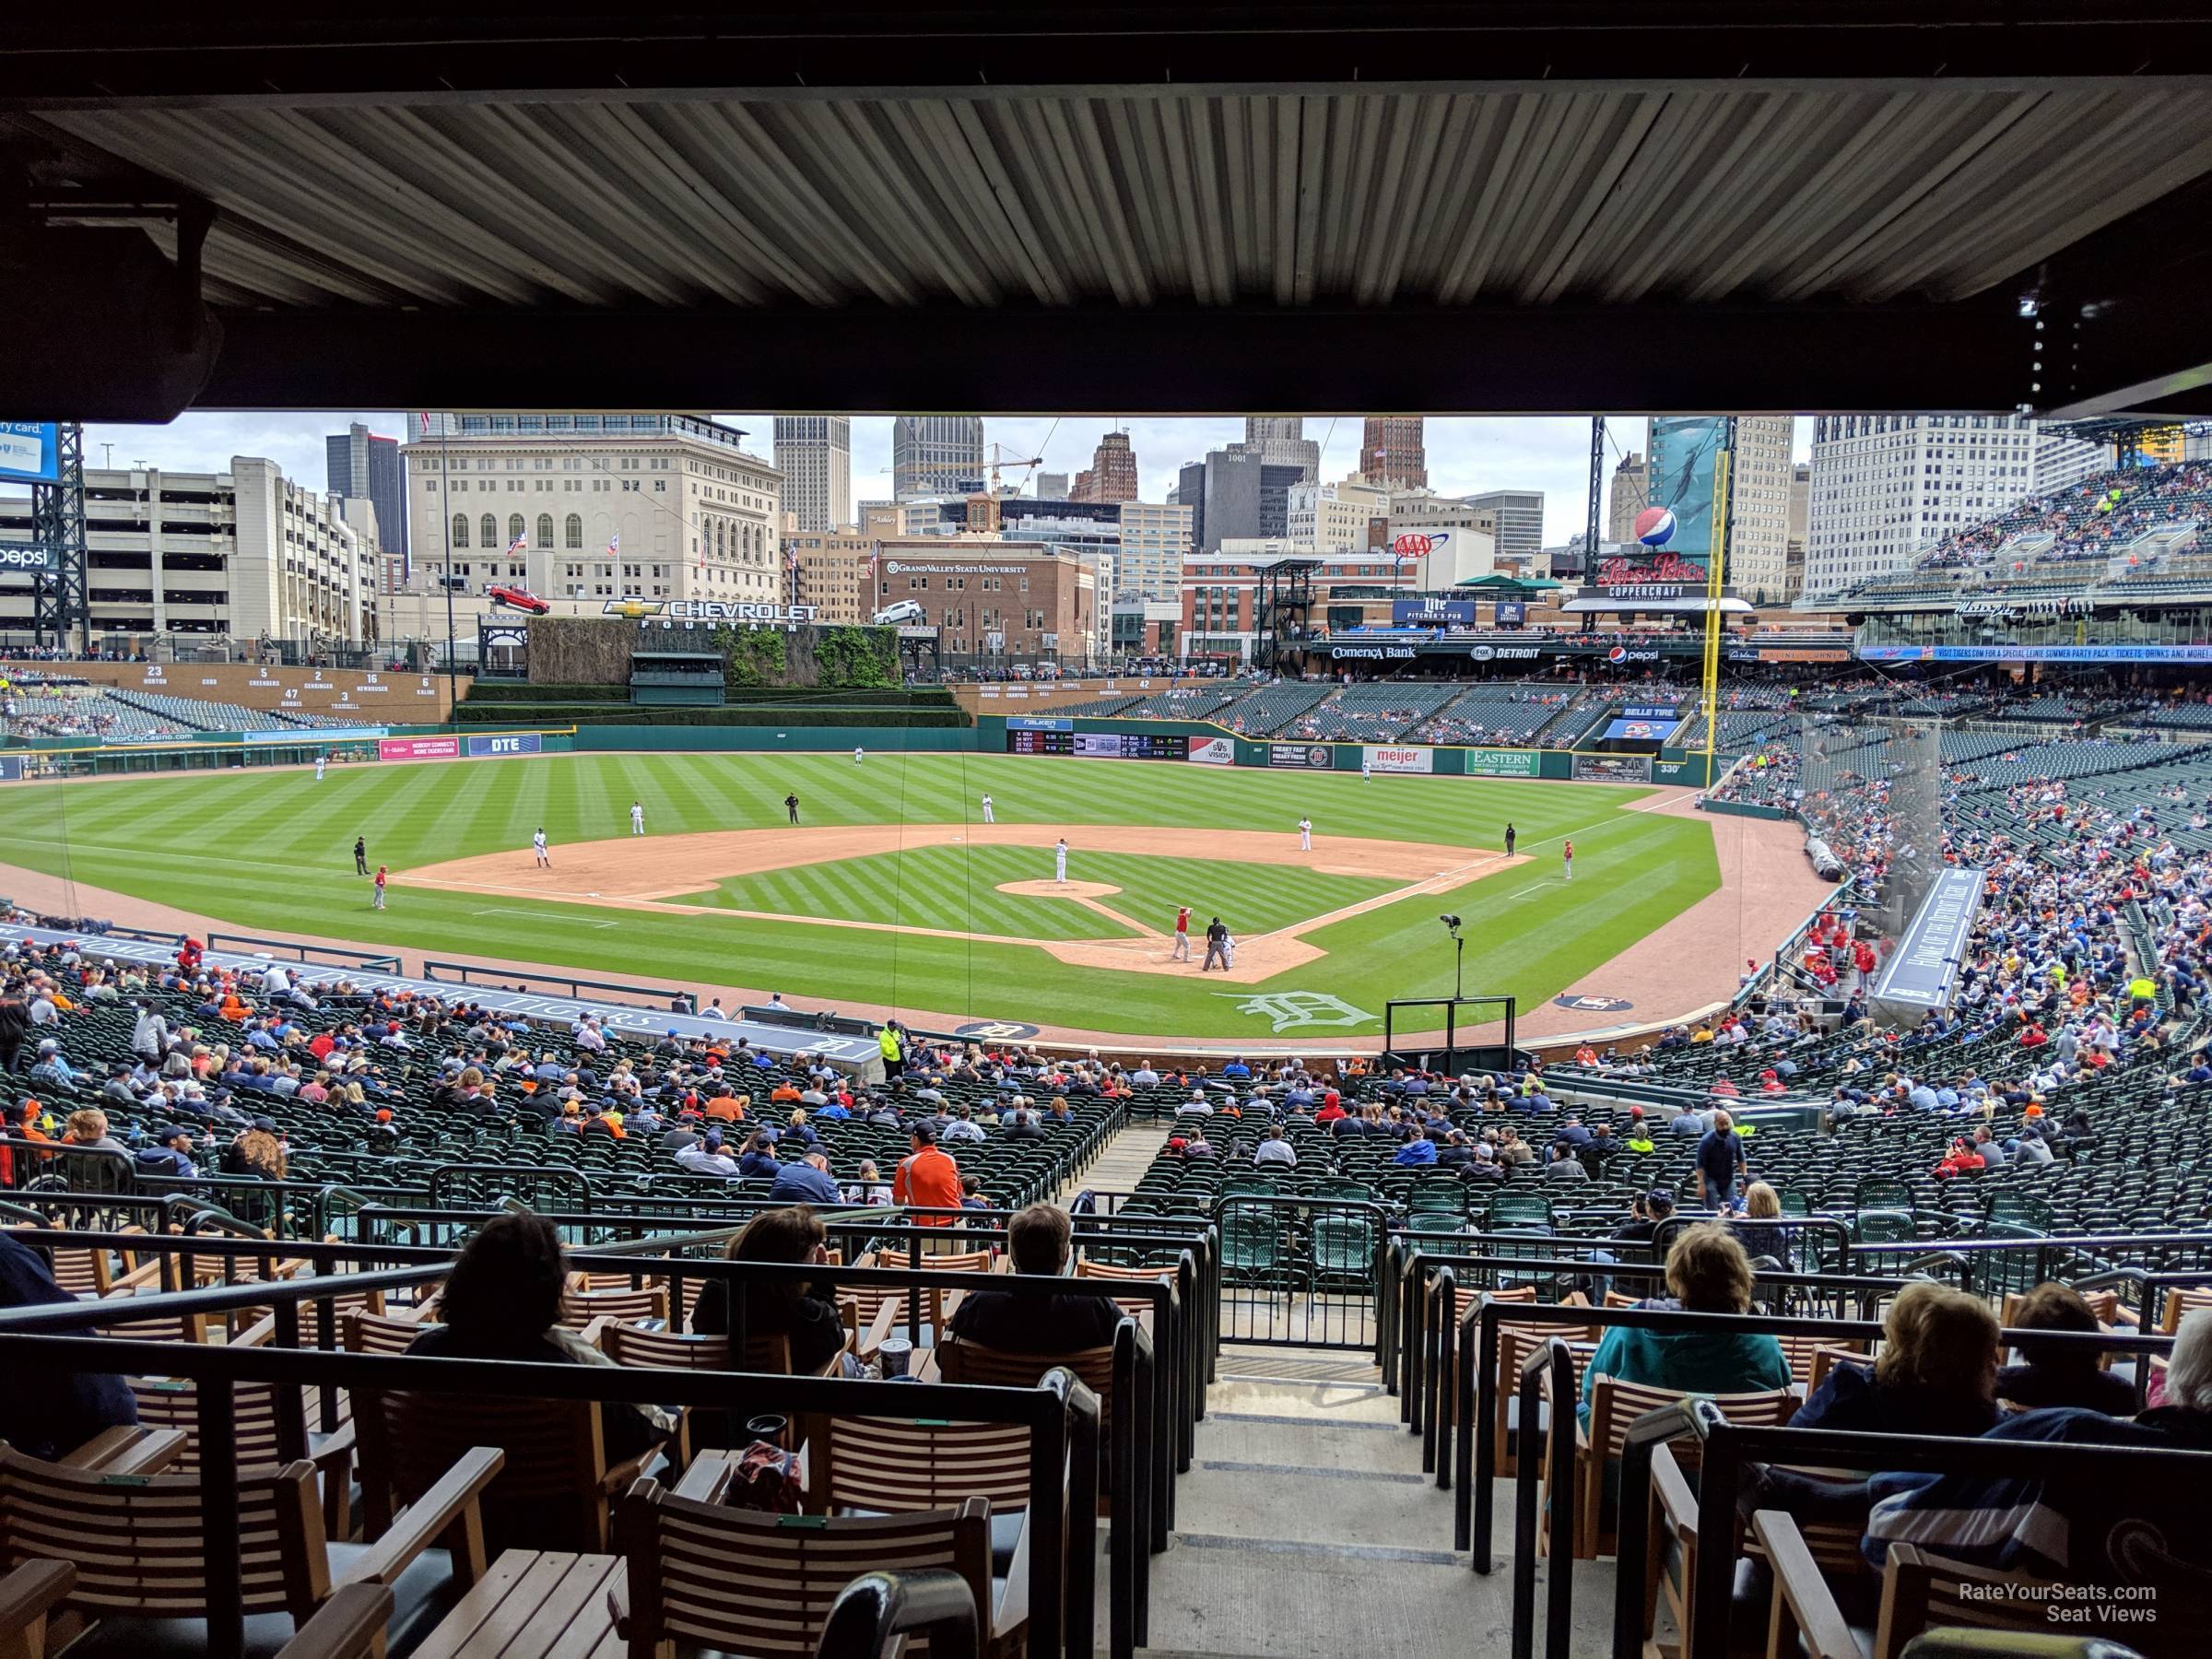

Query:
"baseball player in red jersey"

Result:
[[1171, 906, 1192, 962]]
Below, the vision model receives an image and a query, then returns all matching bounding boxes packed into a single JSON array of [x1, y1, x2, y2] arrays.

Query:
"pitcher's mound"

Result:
[[997, 878, 1124, 900]]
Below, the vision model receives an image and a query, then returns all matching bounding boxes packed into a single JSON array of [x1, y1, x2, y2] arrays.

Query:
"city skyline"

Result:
[[79, 412, 1818, 548]]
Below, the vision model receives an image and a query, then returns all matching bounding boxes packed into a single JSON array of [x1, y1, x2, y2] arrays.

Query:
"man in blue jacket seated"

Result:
[[1393, 1127, 1437, 1165], [946, 1205, 1122, 1355], [0, 1230, 139, 1461], [767, 1148, 842, 1206]]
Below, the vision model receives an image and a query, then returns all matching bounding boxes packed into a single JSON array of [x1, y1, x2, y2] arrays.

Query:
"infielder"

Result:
[[981, 793, 995, 824], [1298, 816, 1312, 851], [629, 800, 645, 836], [1053, 838, 1068, 883], [533, 829, 551, 868]]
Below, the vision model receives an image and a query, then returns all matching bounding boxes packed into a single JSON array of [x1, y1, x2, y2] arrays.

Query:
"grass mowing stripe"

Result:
[[0, 754, 1726, 1038]]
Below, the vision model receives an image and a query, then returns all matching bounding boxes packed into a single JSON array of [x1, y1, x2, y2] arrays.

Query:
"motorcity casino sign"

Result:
[[1596, 551, 1706, 600]]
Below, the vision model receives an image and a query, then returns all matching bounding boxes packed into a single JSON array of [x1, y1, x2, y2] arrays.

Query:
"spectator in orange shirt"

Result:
[[703, 1088, 747, 1123], [892, 1123, 962, 1225], [770, 1079, 803, 1105]]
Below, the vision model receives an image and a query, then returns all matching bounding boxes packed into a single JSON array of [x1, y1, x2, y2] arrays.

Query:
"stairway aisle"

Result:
[[1127, 1347, 1616, 1657], [1060, 1117, 1171, 1203]]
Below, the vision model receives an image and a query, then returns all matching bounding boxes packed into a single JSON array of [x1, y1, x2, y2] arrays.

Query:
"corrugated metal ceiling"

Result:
[[33, 84, 2212, 313]]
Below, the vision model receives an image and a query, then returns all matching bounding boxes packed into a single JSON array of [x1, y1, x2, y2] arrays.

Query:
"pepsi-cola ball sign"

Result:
[[1632, 506, 1677, 547]]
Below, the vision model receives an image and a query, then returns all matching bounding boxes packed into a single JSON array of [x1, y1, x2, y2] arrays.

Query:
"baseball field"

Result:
[[0, 750, 1728, 1041]]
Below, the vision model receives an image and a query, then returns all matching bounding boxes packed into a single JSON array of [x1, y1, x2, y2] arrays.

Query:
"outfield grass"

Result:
[[671, 845, 1401, 941], [0, 750, 1721, 1039]]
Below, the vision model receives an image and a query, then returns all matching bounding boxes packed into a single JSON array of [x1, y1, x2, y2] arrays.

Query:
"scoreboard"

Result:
[[1006, 730, 1189, 760]]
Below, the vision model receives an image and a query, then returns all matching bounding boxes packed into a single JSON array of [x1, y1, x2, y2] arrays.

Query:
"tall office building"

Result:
[[1071, 430, 1139, 503], [1465, 490, 1546, 567], [1606, 450, 1646, 545], [772, 416, 851, 533], [1032, 471, 1070, 500], [1805, 414, 2076, 594], [1359, 418, 1427, 488], [891, 415, 985, 499], [325, 421, 405, 561], [1180, 449, 1306, 552], [1115, 501, 1194, 600], [1243, 417, 1321, 481], [1785, 461, 1811, 600], [1719, 417, 1796, 602]]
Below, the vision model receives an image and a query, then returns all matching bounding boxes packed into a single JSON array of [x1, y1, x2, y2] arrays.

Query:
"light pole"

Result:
[[1439, 913, 1464, 1001]]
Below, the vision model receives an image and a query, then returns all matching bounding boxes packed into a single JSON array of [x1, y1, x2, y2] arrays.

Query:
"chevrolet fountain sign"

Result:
[[602, 598, 821, 623]]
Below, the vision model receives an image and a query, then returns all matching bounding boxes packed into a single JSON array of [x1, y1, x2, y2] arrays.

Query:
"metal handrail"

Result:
[[0, 1328, 1098, 1659], [1459, 1299, 2177, 1573], [1685, 1421, 2212, 1659], [815, 1570, 979, 1659], [1508, 1336, 1578, 1659]]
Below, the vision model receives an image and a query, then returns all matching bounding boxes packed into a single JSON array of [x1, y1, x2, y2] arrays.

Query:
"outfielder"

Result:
[[533, 829, 551, 868], [854, 745, 865, 765], [314, 754, 326, 782], [1562, 838, 1574, 882]]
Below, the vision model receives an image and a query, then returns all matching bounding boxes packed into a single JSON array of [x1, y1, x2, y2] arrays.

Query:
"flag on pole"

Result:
[[608, 532, 620, 557], [506, 533, 528, 556], [418, 412, 430, 435]]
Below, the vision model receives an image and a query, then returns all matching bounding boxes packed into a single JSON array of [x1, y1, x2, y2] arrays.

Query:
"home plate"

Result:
[[588, 891, 600, 897]]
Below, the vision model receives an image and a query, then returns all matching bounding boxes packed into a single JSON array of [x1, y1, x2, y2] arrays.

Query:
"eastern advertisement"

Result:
[[1464, 748, 1541, 777], [1362, 745, 1435, 775], [1268, 743, 1335, 770], [1188, 736, 1235, 765], [379, 736, 461, 761]]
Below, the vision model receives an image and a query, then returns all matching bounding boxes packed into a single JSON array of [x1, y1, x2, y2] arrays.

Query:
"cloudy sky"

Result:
[[80, 412, 1813, 545]]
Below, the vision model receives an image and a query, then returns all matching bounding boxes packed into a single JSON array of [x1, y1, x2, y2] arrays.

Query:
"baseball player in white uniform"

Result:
[[532, 829, 550, 868], [1298, 817, 1312, 851], [981, 793, 995, 824], [1054, 839, 1068, 883], [1361, 759, 1372, 782], [854, 745, 865, 764], [629, 801, 645, 836], [314, 755, 326, 782]]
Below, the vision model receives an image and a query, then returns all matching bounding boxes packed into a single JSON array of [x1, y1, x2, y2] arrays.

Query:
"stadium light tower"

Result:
[[1439, 914, 1464, 1000]]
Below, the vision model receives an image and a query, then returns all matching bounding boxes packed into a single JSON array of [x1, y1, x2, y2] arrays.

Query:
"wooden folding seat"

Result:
[[0, 1441, 499, 1659], [351, 1347, 663, 1558], [616, 1470, 1026, 1658], [1554, 1375, 1798, 1559]]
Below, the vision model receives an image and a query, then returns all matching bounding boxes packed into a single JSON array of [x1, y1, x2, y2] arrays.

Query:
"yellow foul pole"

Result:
[[1700, 449, 1731, 789]]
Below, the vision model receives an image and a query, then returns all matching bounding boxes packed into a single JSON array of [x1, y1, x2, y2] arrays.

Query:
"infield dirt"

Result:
[[400, 824, 1523, 983]]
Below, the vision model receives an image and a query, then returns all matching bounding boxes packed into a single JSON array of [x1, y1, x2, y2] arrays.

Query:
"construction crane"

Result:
[[984, 441, 1043, 495]]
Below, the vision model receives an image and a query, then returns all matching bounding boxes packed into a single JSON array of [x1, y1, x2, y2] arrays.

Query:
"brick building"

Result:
[[872, 539, 1099, 669]]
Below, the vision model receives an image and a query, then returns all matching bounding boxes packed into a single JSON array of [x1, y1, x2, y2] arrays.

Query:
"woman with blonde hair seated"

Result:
[[1579, 1224, 1793, 1420]]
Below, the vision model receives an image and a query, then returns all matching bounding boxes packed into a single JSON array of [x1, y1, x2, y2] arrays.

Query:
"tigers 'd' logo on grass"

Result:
[[1216, 991, 1378, 1032]]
